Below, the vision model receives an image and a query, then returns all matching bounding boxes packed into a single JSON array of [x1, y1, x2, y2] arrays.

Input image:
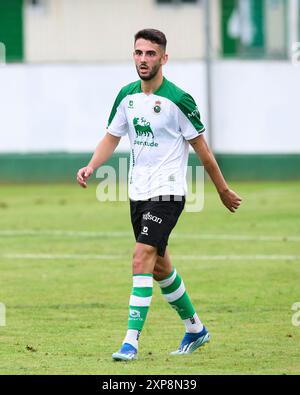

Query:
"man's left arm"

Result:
[[189, 134, 242, 213]]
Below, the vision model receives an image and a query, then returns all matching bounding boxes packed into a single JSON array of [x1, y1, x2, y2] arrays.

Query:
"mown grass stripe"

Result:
[[0, 230, 299, 242], [2, 253, 300, 261]]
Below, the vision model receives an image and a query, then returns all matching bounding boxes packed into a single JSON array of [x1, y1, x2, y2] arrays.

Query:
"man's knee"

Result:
[[153, 257, 171, 281], [132, 243, 157, 273]]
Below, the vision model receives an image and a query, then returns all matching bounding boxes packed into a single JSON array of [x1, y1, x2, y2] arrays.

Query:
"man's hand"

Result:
[[219, 189, 242, 213], [76, 132, 121, 188], [77, 166, 94, 188]]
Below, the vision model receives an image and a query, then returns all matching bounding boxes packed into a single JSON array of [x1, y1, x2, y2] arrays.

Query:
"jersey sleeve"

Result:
[[177, 93, 205, 140], [106, 89, 128, 137]]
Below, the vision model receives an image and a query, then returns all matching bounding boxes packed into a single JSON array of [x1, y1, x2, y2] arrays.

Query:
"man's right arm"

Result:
[[77, 132, 121, 188]]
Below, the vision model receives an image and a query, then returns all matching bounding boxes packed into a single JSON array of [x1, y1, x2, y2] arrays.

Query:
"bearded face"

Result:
[[134, 39, 167, 82]]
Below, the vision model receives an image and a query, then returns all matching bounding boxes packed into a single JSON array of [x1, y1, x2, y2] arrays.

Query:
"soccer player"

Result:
[[77, 29, 242, 361]]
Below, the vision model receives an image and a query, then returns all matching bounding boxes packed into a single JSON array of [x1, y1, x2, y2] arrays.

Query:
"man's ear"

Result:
[[161, 53, 168, 65]]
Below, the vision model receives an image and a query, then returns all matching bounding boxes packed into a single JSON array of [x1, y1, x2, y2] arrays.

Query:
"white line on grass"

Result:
[[0, 229, 299, 242], [2, 253, 300, 261]]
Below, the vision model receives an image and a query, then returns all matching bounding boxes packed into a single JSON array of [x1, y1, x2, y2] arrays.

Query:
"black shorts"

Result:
[[130, 195, 185, 257]]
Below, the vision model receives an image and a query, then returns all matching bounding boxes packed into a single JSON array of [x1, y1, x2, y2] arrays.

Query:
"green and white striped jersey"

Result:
[[107, 77, 205, 200]]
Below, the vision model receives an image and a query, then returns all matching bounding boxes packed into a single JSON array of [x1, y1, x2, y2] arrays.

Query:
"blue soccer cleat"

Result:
[[170, 326, 210, 355], [112, 343, 137, 361]]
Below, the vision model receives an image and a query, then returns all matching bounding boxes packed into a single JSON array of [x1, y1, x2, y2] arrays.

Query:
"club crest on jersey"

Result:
[[153, 100, 161, 113]]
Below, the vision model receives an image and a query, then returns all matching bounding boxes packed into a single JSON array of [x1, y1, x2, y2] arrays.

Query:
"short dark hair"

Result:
[[134, 29, 167, 51]]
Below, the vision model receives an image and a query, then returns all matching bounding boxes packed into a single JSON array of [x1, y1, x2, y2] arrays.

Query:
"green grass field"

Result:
[[0, 181, 299, 375]]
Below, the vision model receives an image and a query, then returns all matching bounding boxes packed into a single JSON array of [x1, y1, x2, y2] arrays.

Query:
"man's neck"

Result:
[[141, 73, 164, 95]]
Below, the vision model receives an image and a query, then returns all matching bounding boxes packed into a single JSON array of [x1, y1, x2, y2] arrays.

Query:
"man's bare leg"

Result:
[[153, 248, 172, 281]]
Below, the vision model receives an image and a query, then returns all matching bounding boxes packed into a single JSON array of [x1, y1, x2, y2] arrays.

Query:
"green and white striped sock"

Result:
[[158, 268, 203, 334], [123, 274, 153, 349]]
